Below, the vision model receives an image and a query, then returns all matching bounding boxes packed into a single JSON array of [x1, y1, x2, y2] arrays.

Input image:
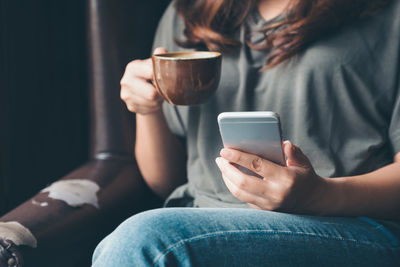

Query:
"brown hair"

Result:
[[175, 0, 391, 69]]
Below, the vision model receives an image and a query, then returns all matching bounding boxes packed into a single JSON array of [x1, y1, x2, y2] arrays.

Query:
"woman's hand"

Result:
[[120, 47, 167, 115], [216, 141, 328, 214]]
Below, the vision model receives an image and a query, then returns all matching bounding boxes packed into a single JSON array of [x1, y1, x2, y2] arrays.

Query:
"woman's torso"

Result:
[[152, 1, 400, 208]]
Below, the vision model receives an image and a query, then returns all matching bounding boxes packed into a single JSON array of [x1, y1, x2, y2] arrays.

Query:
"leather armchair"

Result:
[[0, 0, 169, 266]]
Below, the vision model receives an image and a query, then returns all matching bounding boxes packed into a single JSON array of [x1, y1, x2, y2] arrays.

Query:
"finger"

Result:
[[220, 148, 282, 179], [125, 93, 162, 109], [121, 78, 161, 101], [216, 157, 271, 197], [220, 173, 268, 207], [220, 171, 272, 209], [283, 141, 311, 168], [153, 47, 168, 55], [125, 59, 153, 80], [124, 47, 167, 81], [395, 152, 400, 163], [126, 103, 161, 114], [221, 172, 274, 210], [125, 95, 160, 110]]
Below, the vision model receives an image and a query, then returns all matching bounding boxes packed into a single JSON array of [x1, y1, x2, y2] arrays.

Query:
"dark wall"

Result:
[[0, 0, 171, 216], [0, 0, 88, 214]]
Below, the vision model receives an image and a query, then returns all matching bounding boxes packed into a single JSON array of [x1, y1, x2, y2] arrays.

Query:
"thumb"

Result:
[[153, 47, 168, 55], [283, 141, 311, 168]]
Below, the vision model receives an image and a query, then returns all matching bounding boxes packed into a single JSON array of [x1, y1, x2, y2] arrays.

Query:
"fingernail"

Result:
[[285, 140, 294, 152], [215, 157, 221, 166], [220, 149, 232, 159]]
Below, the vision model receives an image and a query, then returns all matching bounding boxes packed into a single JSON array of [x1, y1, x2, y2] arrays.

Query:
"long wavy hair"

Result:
[[175, 0, 391, 68]]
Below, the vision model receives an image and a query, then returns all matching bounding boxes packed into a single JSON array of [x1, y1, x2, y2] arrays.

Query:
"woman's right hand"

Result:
[[120, 47, 167, 115]]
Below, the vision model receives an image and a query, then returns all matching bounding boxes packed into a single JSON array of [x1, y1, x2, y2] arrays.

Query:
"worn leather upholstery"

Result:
[[0, 0, 169, 266]]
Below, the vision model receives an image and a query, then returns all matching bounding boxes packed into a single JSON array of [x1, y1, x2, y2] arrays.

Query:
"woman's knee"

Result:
[[92, 208, 188, 266]]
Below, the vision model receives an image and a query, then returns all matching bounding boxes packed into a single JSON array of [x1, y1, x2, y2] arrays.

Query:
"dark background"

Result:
[[1, 0, 89, 214], [0, 0, 169, 215]]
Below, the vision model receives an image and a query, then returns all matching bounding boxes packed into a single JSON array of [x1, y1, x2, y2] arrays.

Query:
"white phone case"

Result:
[[218, 111, 286, 167]]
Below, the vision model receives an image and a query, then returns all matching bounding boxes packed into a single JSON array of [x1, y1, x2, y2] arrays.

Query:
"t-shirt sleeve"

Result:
[[389, 86, 400, 154], [152, 1, 188, 137], [162, 103, 187, 137]]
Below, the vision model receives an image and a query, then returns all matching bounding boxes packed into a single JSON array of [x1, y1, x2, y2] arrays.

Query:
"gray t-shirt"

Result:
[[151, 1, 400, 208]]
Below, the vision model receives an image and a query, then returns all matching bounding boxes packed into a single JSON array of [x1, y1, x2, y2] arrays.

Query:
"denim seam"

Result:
[[152, 229, 400, 265]]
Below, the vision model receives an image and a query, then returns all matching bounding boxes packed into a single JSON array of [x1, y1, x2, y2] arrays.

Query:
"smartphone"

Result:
[[218, 111, 286, 169]]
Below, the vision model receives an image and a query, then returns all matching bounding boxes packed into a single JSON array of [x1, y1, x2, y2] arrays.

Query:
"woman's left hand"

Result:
[[216, 141, 328, 214]]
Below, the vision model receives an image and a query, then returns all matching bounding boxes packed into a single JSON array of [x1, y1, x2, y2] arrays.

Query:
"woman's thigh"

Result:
[[92, 208, 400, 267]]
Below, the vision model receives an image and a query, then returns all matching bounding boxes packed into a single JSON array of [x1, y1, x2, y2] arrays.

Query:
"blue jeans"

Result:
[[92, 208, 400, 266]]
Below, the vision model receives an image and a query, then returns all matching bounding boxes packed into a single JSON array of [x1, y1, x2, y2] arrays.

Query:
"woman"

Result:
[[93, 0, 400, 266]]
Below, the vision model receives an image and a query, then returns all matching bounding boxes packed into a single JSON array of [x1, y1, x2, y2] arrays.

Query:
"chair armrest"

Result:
[[0, 158, 161, 266]]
